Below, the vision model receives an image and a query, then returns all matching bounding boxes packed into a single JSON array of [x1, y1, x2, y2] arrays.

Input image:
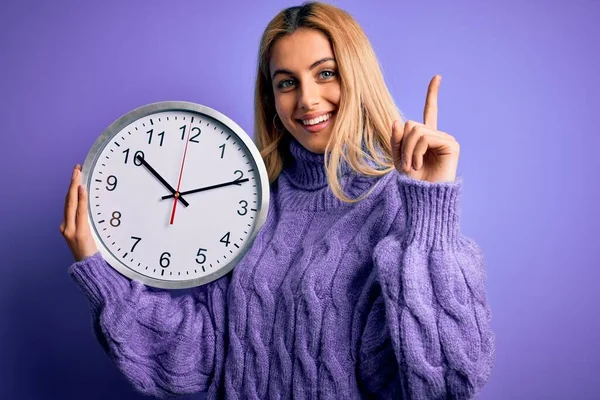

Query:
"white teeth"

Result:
[[302, 113, 332, 126]]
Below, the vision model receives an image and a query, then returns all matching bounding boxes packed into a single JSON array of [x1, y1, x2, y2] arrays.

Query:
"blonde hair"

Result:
[[254, 1, 404, 202]]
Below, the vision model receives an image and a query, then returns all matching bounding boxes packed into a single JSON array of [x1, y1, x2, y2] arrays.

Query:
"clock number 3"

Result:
[[237, 200, 248, 216]]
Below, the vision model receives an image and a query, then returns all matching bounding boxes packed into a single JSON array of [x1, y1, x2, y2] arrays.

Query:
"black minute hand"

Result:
[[135, 155, 190, 207], [161, 178, 250, 200]]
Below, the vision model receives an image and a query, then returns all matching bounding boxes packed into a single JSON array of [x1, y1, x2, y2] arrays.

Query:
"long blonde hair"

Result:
[[254, 1, 404, 202]]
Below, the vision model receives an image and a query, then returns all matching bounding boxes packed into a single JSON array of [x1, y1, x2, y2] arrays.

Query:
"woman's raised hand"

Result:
[[391, 75, 460, 183]]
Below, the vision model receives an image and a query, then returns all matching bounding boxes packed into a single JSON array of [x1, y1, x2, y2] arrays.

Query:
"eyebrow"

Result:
[[271, 57, 336, 80]]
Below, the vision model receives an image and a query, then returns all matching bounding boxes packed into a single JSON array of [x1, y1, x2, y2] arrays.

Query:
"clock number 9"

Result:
[[159, 252, 171, 268], [106, 175, 118, 191], [122, 148, 144, 166], [196, 248, 207, 264]]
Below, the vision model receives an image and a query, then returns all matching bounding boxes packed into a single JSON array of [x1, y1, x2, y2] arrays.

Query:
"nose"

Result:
[[297, 80, 320, 110]]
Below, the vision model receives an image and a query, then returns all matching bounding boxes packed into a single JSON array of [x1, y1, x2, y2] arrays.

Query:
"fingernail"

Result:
[[72, 168, 77, 178], [78, 185, 84, 194]]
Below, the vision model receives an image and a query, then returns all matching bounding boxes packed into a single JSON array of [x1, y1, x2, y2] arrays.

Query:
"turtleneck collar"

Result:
[[283, 137, 331, 189], [277, 137, 385, 211]]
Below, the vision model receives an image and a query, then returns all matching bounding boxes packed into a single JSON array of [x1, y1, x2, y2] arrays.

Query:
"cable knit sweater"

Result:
[[69, 137, 495, 399]]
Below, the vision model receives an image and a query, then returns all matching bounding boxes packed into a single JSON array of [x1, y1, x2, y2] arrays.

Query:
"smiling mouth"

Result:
[[295, 112, 336, 133], [299, 112, 333, 126]]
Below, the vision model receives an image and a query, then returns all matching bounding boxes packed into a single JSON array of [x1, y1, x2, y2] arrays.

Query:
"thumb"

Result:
[[75, 184, 89, 233], [73, 184, 98, 261]]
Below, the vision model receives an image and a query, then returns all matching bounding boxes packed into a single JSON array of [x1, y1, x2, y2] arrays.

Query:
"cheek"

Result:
[[274, 93, 294, 118], [326, 83, 341, 106]]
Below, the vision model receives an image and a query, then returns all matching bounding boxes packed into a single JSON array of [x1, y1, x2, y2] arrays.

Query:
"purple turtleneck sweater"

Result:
[[69, 138, 495, 399]]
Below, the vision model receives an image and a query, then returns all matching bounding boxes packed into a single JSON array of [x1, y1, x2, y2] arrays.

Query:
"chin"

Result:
[[293, 135, 329, 154], [290, 121, 334, 154]]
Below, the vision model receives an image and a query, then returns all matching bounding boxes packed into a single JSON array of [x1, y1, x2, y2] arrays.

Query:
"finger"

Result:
[[64, 165, 81, 236], [390, 120, 405, 165], [424, 75, 441, 130], [413, 136, 430, 170], [76, 184, 89, 233], [414, 134, 455, 170], [402, 125, 424, 172], [400, 120, 416, 168]]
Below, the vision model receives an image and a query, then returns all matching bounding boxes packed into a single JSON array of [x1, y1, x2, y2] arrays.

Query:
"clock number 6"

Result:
[[160, 252, 171, 268]]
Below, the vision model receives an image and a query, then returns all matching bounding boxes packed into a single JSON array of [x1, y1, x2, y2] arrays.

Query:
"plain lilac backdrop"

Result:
[[1, 0, 598, 399]]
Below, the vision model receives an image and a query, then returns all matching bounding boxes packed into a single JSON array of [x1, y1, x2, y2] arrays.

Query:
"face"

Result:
[[269, 28, 341, 154]]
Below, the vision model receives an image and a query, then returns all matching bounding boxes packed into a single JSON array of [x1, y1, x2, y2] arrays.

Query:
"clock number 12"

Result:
[[180, 125, 201, 143]]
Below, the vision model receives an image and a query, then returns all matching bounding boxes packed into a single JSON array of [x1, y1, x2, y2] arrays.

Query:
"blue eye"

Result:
[[320, 70, 336, 79], [277, 79, 295, 89]]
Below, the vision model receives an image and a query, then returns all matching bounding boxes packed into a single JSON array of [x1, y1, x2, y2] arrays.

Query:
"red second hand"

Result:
[[170, 120, 193, 225]]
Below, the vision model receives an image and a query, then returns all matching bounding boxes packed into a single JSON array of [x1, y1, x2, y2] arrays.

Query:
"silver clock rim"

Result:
[[81, 101, 270, 290]]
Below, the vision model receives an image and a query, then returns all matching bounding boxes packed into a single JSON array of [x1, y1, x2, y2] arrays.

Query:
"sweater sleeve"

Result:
[[359, 173, 495, 399], [68, 251, 230, 398]]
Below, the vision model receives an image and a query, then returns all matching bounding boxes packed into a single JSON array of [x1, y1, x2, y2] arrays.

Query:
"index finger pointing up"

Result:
[[424, 74, 441, 130]]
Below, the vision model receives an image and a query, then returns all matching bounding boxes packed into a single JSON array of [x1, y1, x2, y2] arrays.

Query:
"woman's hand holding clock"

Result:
[[59, 165, 98, 262], [58, 154, 191, 261]]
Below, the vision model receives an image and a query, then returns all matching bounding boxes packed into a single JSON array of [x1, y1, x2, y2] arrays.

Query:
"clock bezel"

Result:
[[80, 101, 270, 289]]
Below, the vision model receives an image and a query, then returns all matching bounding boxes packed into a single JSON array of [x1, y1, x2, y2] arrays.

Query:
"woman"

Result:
[[61, 2, 495, 399]]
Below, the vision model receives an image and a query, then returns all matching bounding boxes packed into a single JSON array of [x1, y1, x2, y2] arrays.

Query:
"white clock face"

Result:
[[82, 102, 269, 289]]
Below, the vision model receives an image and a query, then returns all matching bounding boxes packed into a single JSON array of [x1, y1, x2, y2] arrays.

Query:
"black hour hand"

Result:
[[135, 155, 190, 207]]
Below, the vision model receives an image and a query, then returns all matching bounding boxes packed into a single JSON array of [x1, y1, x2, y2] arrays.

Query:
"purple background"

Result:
[[1, 0, 598, 399]]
